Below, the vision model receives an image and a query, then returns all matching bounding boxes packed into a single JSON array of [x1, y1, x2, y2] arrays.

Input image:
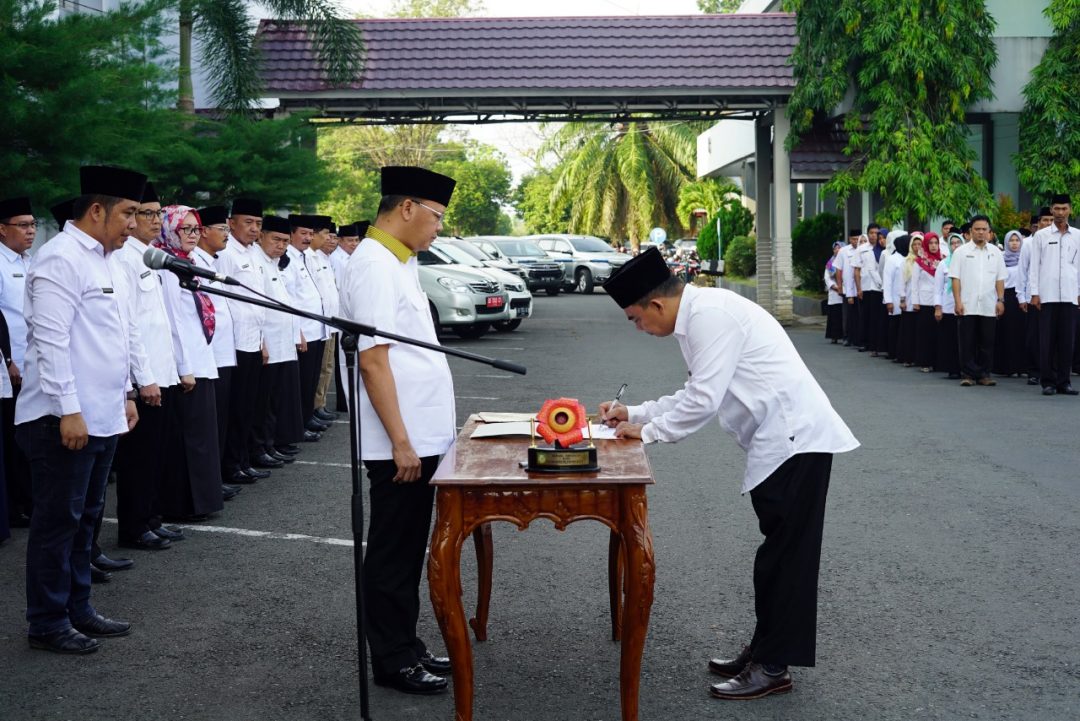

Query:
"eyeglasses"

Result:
[[135, 210, 166, 220], [411, 199, 445, 223], [177, 225, 202, 237], [207, 224, 228, 233], [2, 221, 37, 230]]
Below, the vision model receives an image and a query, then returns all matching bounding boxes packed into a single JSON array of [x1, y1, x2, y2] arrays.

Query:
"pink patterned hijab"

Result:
[[156, 204, 215, 343]]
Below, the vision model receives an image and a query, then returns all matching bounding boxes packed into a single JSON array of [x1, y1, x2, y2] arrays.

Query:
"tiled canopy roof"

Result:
[[255, 14, 797, 121]]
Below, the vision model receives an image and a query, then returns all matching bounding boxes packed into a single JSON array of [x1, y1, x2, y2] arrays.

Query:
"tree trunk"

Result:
[[177, 0, 195, 114]]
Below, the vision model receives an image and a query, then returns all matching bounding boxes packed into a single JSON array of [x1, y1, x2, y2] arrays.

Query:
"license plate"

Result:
[[515, 306, 529, 318], [486, 296, 504, 309]]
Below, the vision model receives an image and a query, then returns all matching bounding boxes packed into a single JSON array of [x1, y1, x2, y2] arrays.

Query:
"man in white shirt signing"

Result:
[[599, 248, 859, 701]]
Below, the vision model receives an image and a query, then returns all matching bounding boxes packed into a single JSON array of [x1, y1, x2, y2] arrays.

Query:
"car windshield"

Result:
[[569, 236, 613, 253], [417, 248, 450, 266], [450, 241, 492, 261], [491, 240, 546, 257], [435, 243, 483, 267]]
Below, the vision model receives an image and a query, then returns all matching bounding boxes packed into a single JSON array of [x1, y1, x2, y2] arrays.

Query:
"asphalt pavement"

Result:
[[1, 288, 1078, 721]]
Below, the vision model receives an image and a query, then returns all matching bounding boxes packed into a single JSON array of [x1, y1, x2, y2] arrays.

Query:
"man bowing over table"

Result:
[[599, 248, 859, 700], [341, 166, 457, 696]]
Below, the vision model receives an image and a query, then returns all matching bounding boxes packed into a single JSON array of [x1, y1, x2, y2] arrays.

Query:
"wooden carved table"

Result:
[[428, 417, 655, 721]]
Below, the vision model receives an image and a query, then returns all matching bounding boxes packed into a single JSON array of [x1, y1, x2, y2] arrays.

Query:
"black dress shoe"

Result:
[[92, 553, 134, 571], [302, 430, 321, 442], [373, 664, 448, 695], [270, 450, 295, 464], [306, 419, 329, 433], [90, 564, 112, 584], [1043, 386, 1057, 396], [28, 627, 99, 655], [1057, 385, 1079, 396], [1027, 376, 1040, 385], [251, 453, 284, 469], [946, 373, 961, 380], [229, 469, 258, 485], [153, 525, 185, 541], [222, 484, 242, 501], [72, 613, 131, 638], [119, 530, 171, 550], [708, 645, 752, 678], [243, 466, 271, 479], [275, 444, 301, 455], [419, 650, 452, 676], [710, 662, 792, 700], [9, 511, 31, 528], [314, 407, 337, 422]]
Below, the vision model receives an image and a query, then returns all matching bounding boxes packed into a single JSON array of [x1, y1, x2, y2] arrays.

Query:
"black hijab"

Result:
[[893, 235, 911, 258]]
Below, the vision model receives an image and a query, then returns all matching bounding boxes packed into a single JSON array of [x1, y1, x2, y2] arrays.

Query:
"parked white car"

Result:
[[417, 248, 510, 339], [433, 241, 532, 332]]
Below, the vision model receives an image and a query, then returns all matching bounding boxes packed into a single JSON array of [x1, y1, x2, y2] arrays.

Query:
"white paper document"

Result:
[[470, 422, 618, 440]]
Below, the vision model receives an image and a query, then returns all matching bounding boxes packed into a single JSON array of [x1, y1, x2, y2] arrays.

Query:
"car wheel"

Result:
[[453, 323, 489, 339], [493, 319, 522, 332], [576, 268, 594, 294], [545, 287, 560, 296]]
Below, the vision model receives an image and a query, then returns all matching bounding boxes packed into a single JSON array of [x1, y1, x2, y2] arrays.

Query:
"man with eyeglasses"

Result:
[[107, 182, 178, 553], [0, 197, 36, 530], [308, 216, 341, 424], [340, 167, 456, 695]]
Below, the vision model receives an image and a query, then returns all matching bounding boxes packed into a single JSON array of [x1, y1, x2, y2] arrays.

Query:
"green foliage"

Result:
[[991, 194, 1029, 234], [676, 178, 740, 227], [695, 200, 754, 260], [697, 0, 743, 11], [513, 169, 571, 234], [1015, 0, 1080, 204], [388, 0, 486, 16], [434, 146, 513, 237], [791, 212, 843, 291], [785, 0, 997, 226], [723, 235, 757, 278], [545, 120, 703, 244]]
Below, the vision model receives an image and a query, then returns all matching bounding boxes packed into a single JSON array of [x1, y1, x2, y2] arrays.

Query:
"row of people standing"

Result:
[[0, 167, 370, 653], [825, 196, 1080, 393]]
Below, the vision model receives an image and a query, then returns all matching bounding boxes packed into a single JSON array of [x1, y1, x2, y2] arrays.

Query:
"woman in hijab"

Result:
[[934, 234, 965, 379], [882, 233, 910, 361], [824, 241, 844, 342], [898, 234, 923, 366], [993, 230, 1027, 377], [156, 205, 225, 523], [913, 232, 943, 372]]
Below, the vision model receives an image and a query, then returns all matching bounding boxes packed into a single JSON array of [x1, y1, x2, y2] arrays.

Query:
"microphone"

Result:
[[143, 246, 239, 286]]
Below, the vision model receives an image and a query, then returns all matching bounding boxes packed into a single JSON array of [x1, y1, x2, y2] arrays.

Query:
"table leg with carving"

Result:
[[469, 522, 493, 642], [608, 529, 623, 641], [428, 489, 474, 721], [616, 486, 655, 721]]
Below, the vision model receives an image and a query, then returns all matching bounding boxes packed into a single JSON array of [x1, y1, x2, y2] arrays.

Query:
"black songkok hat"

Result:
[[50, 199, 76, 225], [0, 197, 33, 220], [288, 213, 315, 230], [354, 220, 371, 237], [602, 247, 673, 309], [311, 215, 334, 232], [849, 228, 862, 238], [231, 198, 263, 217], [79, 165, 147, 202], [380, 166, 456, 207], [1037, 206, 1052, 219], [198, 205, 228, 226], [1051, 193, 1071, 205], [262, 215, 291, 235], [141, 181, 159, 204], [337, 223, 355, 237]]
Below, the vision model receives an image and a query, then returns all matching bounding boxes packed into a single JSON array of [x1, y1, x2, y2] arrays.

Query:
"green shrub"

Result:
[[724, 235, 757, 277], [791, 212, 844, 290], [696, 200, 754, 260]]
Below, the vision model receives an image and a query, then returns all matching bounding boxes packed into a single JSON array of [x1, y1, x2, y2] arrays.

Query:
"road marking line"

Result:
[[293, 460, 352, 468], [459, 395, 500, 400], [476, 374, 514, 379], [101, 518, 360, 548]]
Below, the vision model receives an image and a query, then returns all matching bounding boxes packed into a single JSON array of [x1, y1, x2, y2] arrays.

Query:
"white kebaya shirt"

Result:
[[626, 285, 859, 493]]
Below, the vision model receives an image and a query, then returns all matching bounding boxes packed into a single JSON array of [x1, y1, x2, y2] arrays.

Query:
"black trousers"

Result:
[[2, 393, 31, 521], [915, 306, 938, 369], [860, 291, 885, 352], [898, 311, 918, 364], [842, 298, 860, 346], [886, 313, 901, 359], [225, 350, 262, 474], [825, 303, 843, 340], [1025, 305, 1041, 377], [333, 338, 349, 413], [214, 367, 233, 464], [958, 315, 997, 380], [113, 392, 172, 541], [159, 379, 223, 519], [748, 452, 832, 668], [297, 339, 326, 425], [1039, 302, 1077, 389], [363, 455, 441, 676], [257, 361, 303, 453], [936, 313, 960, 375], [993, 288, 1026, 376]]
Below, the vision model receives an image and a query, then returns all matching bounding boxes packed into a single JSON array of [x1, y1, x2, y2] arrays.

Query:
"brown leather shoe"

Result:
[[710, 662, 792, 700], [707, 645, 751, 678], [977, 377, 996, 386]]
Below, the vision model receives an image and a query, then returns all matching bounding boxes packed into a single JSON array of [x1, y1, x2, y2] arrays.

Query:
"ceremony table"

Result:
[[428, 416, 655, 721]]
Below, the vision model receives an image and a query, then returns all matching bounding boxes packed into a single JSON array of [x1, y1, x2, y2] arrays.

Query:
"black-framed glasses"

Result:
[[411, 199, 445, 222], [176, 225, 202, 237], [135, 210, 166, 220], [1, 221, 37, 230]]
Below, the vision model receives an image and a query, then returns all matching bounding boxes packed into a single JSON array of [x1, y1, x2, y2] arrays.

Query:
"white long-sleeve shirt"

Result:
[[329, 246, 351, 290], [0, 243, 30, 368], [627, 285, 859, 493], [911, 264, 938, 307], [881, 252, 904, 316], [1016, 240, 1033, 304], [934, 262, 956, 314], [214, 237, 266, 353], [159, 264, 218, 380], [1027, 223, 1080, 304], [15, 223, 130, 436], [192, 247, 237, 369], [824, 267, 842, 305], [307, 247, 340, 319], [251, 246, 299, 364], [853, 243, 883, 292], [110, 238, 179, 388], [834, 244, 859, 297], [283, 245, 327, 342]]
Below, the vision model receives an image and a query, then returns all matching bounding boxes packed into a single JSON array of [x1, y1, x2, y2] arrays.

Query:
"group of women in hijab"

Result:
[[825, 227, 1031, 379]]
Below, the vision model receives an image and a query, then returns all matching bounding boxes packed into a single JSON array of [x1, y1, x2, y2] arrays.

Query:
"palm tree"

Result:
[[545, 120, 703, 245], [176, 0, 363, 113]]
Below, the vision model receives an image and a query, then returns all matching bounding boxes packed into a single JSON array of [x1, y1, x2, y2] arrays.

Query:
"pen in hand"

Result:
[[603, 383, 628, 425]]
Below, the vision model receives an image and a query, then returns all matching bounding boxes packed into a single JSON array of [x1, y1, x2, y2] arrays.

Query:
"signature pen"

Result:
[[603, 383, 628, 423]]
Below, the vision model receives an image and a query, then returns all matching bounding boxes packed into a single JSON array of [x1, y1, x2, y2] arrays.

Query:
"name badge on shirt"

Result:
[[13, 273, 23, 278], [241, 263, 250, 269], [102, 287, 114, 294], [140, 270, 152, 279], [1049, 241, 1058, 245]]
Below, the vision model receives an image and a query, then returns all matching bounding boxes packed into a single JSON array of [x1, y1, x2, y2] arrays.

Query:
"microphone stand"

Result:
[[178, 277, 525, 720]]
